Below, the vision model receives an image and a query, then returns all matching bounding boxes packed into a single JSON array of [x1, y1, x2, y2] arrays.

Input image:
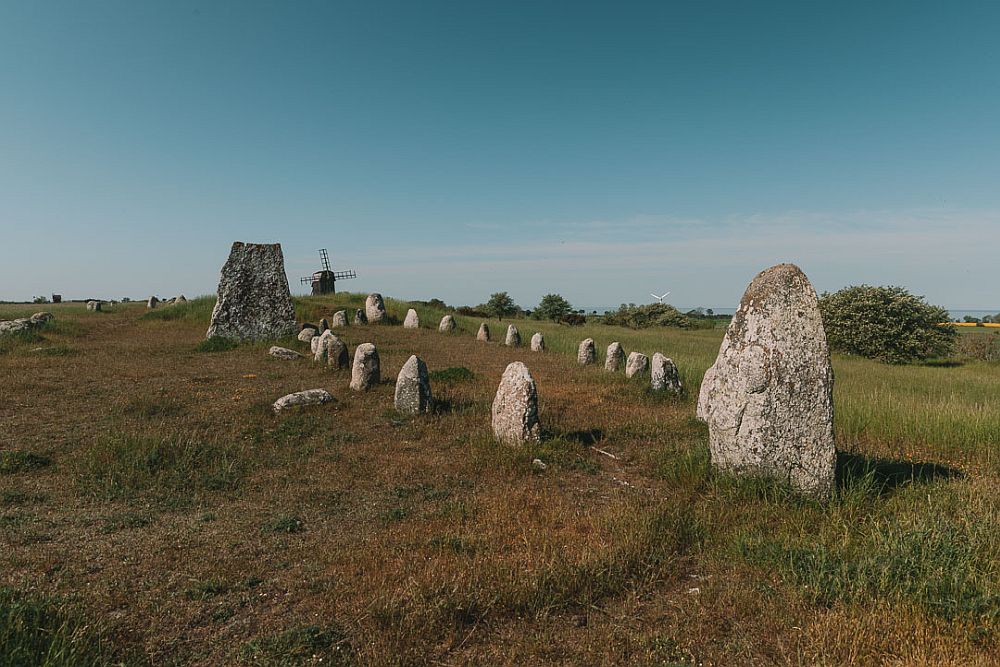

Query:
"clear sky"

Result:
[[2, 1, 998, 309]]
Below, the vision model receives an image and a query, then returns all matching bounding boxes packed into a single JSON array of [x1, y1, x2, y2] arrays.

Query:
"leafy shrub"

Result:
[[533, 294, 573, 321], [818, 285, 955, 364], [603, 303, 690, 329]]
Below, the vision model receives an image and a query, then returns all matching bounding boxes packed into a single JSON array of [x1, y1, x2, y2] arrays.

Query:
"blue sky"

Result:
[[2, 1, 998, 308]]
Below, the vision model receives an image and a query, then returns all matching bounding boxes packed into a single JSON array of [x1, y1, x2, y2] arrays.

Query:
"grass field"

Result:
[[1, 295, 998, 665]]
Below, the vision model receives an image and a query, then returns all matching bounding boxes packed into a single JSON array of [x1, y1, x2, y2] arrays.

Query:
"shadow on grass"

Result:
[[837, 452, 962, 495], [562, 428, 605, 447]]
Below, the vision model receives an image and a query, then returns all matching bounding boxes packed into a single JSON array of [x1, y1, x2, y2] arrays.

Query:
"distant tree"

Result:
[[533, 294, 573, 321], [706, 308, 714, 316], [818, 285, 955, 364], [484, 292, 517, 321], [32, 296, 49, 304], [603, 303, 690, 329], [964, 316, 982, 324]]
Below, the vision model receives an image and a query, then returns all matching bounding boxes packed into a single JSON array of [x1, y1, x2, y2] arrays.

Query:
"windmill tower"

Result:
[[300, 249, 356, 295]]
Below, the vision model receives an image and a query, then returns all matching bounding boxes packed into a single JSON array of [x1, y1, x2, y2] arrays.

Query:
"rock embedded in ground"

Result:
[[354, 308, 368, 325], [530, 332, 545, 352], [505, 325, 521, 347], [577, 338, 596, 365], [605, 342, 624, 372], [697, 263, 836, 500], [331, 311, 348, 328], [29, 312, 54, 326], [491, 361, 541, 446], [365, 293, 387, 323], [175, 295, 187, 303], [0, 319, 31, 336], [272, 388, 334, 413], [403, 309, 420, 329], [205, 241, 298, 340], [651, 353, 682, 393], [438, 314, 456, 332], [625, 352, 649, 378], [477, 322, 491, 342], [350, 342, 381, 391], [394, 354, 432, 414], [297, 328, 317, 343], [269, 346, 304, 360]]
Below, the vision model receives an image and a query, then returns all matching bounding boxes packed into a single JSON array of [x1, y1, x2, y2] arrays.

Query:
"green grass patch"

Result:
[[238, 624, 354, 666], [139, 296, 215, 323], [428, 366, 474, 382], [196, 336, 239, 353], [263, 516, 305, 534], [0, 451, 52, 475]]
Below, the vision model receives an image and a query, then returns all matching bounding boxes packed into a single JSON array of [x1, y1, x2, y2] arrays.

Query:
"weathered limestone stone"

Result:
[[477, 322, 491, 342], [355, 308, 368, 325], [0, 319, 31, 336], [697, 263, 835, 499], [206, 242, 297, 340], [319, 318, 330, 332], [147, 296, 158, 309], [331, 311, 348, 328], [350, 343, 380, 391], [394, 354, 432, 414], [312, 330, 349, 369], [175, 295, 187, 303], [269, 346, 304, 360], [86, 300, 101, 312], [605, 342, 624, 372], [491, 362, 541, 446], [365, 293, 386, 323], [438, 315, 456, 332], [505, 325, 521, 347], [577, 338, 596, 365], [29, 312, 54, 326], [651, 353, 682, 393], [297, 328, 317, 343], [625, 352, 649, 378], [530, 332, 545, 352], [273, 388, 333, 413], [403, 309, 420, 329], [310, 335, 322, 355]]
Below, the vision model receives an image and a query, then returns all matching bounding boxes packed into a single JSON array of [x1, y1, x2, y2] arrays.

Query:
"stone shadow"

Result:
[[836, 452, 962, 495]]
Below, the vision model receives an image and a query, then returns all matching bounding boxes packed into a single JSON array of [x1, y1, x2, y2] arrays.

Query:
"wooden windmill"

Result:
[[300, 249, 356, 295]]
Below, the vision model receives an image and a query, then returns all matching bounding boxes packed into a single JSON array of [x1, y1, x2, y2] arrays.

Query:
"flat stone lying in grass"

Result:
[[269, 346, 304, 360], [297, 328, 317, 343], [30, 312, 53, 326], [530, 332, 545, 352], [625, 352, 648, 378], [697, 263, 836, 500], [492, 362, 541, 446], [355, 308, 367, 325], [273, 388, 334, 413], [403, 309, 419, 329], [439, 315, 456, 332], [206, 241, 298, 340], [477, 322, 490, 341], [0, 313, 55, 336], [394, 354, 432, 414], [331, 311, 348, 328], [577, 338, 596, 365], [605, 342, 624, 371], [350, 343, 380, 391], [651, 353, 681, 393], [505, 325, 521, 347], [365, 293, 386, 323]]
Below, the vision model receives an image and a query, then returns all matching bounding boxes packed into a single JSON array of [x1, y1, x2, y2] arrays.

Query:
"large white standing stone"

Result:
[[403, 309, 420, 329], [530, 332, 545, 352], [350, 343, 380, 391], [365, 293, 387, 323], [477, 323, 491, 342], [331, 311, 348, 328], [651, 353, 682, 393], [505, 325, 521, 347], [577, 338, 596, 365], [697, 263, 836, 499], [491, 362, 541, 446], [394, 355, 432, 414], [206, 242, 298, 340], [273, 389, 334, 413], [605, 342, 624, 372], [625, 352, 649, 378], [438, 314, 456, 332]]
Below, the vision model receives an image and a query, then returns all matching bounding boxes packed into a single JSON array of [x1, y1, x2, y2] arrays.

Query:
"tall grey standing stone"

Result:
[[491, 362, 541, 446], [605, 342, 624, 372], [350, 343, 380, 391], [505, 325, 521, 347], [438, 314, 456, 332], [365, 293, 386, 323], [577, 338, 596, 365], [651, 353, 682, 394], [394, 355, 432, 414], [147, 296, 158, 309], [355, 308, 368, 325], [625, 352, 649, 378], [697, 263, 835, 499], [530, 332, 545, 352], [477, 323, 491, 342], [403, 309, 420, 329], [206, 242, 297, 340], [331, 311, 348, 328]]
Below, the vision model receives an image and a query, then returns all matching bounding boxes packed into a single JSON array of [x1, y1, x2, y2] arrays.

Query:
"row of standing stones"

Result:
[[206, 242, 835, 499]]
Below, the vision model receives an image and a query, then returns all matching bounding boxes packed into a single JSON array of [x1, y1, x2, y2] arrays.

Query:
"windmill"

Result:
[[300, 249, 356, 295], [650, 291, 671, 304]]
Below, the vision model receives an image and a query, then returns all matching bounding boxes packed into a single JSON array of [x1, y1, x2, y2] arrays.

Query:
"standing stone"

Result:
[[530, 332, 545, 352], [147, 296, 159, 309], [273, 389, 334, 413], [605, 342, 624, 372], [477, 323, 491, 342], [505, 325, 521, 347], [491, 362, 541, 446], [319, 318, 330, 333], [269, 346, 304, 360], [311, 335, 322, 356], [355, 308, 368, 325], [365, 293, 387, 323], [331, 311, 348, 328], [350, 343, 380, 391], [86, 300, 102, 312], [577, 338, 596, 365], [651, 353, 682, 394], [298, 328, 317, 343], [205, 242, 297, 340], [625, 352, 649, 378], [403, 309, 420, 329], [312, 330, 349, 369], [697, 263, 835, 499], [394, 355, 432, 414], [175, 295, 187, 303], [438, 314, 456, 332], [29, 312, 54, 326]]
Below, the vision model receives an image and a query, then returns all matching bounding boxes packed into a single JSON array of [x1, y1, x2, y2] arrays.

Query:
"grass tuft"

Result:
[[196, 337, 239, 353], [428, 366, 475, 382], [238, 624, 354, 666], [0, 451, 53, 475]]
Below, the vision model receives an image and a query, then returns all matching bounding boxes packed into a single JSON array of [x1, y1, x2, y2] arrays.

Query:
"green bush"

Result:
[[818, 285, 955, 364], [532, 294, 573, 321], [602, 303, 690, 329]]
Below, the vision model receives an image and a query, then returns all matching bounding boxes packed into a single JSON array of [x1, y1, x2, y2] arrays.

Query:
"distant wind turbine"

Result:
[[650, 291, 671, 304]]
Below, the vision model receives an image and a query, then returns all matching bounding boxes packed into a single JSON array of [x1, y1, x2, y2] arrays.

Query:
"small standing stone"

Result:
[[175, 295, 187, 303], [477, 323, 491, 342], [438, 314, 456, 332], [269, 346, 304, 360], [605, 342, 624, 372], [505, 325, 521, 347], [147, 296, 159, 309], [331, 311, 348, 328], [491, 362, 541, 446], [651, 353, 682, 393], [530, 332, 545, 352], [350, 343, 381, 391], [625, 352, 649, 378], [298, 328, 317, 343], [310, 335, 322, 355], [394, 355, 432, 414], [319, 318, 330, 333], [86, 301, 102, 312], [29, 312, 54, 326], [365, 293, 387, 323], [273, 389, 334, 413], [577, 338, 596, 365], [403, 309, 420, 329], [354, 308, 368, 325], [313, 330, 349, 369]]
